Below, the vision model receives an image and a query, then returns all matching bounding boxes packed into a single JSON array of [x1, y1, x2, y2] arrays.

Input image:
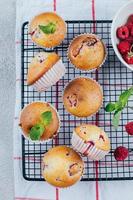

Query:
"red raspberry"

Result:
[[123, 52, 133, 64], [117, 26, 129, 40], [127, 14, 133, 24], [114, 146, 129, 161], [125, 122, 133, 135], [131, 26, 133, 36], [117, 41, 131, 55], [126, 22, 133, 32], [126, 36, 133, 44]]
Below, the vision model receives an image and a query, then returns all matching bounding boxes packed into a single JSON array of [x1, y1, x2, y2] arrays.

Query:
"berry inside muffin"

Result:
[[27, 52, 66, 92], [72, 124, 110, 161], [68, 34, 106, 71], [63, 77, 103, 117], [27, 52, 60, 85], [29, 12, 66, 48], [42, 146, 84, 187]]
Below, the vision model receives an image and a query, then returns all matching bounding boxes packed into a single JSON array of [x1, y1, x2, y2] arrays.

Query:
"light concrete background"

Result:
[[0, 0, 16, 199]]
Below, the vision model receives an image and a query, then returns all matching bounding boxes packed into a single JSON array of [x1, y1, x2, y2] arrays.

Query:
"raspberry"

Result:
[[126, 22, 133, 32], [114, 146, 129, 161], [126, 36, 133, 44], [131, 26, 133, 36], [125, 122, 133, 135], [127, 14, 133, 24], [126, 15, 133, 31], [123, 52, 133, 64], [117, 26, 129, 40], [117, 41, 131, 55]]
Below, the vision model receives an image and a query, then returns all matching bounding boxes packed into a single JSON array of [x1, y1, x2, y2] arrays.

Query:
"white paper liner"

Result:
[[19, 101, 61, 144], [67, 33, 107, 72], [71, 131, 109, 161], [33, 59, 66, 92]]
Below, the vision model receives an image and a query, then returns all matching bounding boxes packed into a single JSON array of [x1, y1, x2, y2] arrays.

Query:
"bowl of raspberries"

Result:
[[111, 1, 133, 71]]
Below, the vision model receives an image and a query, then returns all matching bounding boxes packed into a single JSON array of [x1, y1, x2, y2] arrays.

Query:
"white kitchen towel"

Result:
[[14, 0, 133, 200]]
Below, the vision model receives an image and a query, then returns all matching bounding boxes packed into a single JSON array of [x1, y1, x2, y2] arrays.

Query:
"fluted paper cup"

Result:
[[71, 131, 109, 161], [33, 59, 66, 92]]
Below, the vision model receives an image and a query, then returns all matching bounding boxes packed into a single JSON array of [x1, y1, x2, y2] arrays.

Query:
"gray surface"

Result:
[[0, 0, 16, 199]]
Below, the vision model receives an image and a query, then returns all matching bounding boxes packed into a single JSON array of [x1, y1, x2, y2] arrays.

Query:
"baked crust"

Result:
[[74, 124, 110, 151], [68, 34, 105, 70], [29, 12, 66, 48], [19, 102, 60, 141], [63, 77, 103, 117], [42, 146, 84, 187], [27, 52, 60, 85]]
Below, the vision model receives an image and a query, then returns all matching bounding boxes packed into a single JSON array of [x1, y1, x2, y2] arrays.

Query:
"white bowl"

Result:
[[111, 1, 133, 71]]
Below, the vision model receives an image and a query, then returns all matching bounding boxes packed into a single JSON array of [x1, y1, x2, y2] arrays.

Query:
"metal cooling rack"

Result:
[[21, 20, 133, 181]]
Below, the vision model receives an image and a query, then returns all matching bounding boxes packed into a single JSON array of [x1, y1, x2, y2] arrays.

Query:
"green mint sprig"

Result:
[[29, 111, 52, 141], [29, 124, 45, 141], [41, 111, 52, 126], [39, 22, 56, 34], [105, 86, 133, 129]]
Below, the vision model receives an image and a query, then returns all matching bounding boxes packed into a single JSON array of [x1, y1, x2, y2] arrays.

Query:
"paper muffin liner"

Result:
[[71, 131, 109, 161], [19, 101, 61, 144], [33, 59, 66, 92], [62, 76, 103, 119], [67, 33, 107, 73]]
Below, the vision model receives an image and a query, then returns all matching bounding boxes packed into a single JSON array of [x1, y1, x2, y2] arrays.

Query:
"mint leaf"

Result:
[[128, 86, 133, 95], [112, 111, 121, 129], [105, 86, 133, 129], [119, 86, 133, 108], [105, 103, 116, 112], [39, 23, 56, 34], [114, 101, 123, 111], [29, 111, 52, 140], [29, 124, 44, 141], [41, 111, 52, 126]]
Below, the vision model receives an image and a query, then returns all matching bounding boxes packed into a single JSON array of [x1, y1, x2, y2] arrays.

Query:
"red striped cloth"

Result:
[[14, 1, 132, 200]]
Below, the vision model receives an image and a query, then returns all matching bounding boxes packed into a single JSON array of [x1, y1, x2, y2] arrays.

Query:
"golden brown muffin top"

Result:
[[19, 102, 60, 141], [68, 34, 105, 71], [42, 146, 84, 188], [29, 12, 66, 48], [27, 52, 60, 85], [63, 77, 103, 117], [74, 124, 110, 151]]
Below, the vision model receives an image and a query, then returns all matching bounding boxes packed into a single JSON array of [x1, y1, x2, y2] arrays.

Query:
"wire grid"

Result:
[[21, 21, 133, 181]]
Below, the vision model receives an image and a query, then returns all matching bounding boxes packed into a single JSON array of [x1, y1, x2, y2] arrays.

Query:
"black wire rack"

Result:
[[21, 20, 133, 181]]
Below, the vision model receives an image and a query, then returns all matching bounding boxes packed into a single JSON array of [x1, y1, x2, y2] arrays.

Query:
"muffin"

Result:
[[68, 34, 106, 71], [71, 124, 110, 161], [29, 12, 66, 48], [19, 102, 60, 142], [27, 52, 66, 92], [42, 146, 84, 187], [63, 77, 103, 117]]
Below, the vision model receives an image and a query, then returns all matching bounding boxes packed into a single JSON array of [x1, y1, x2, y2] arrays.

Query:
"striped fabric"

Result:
[[15, 0, 133, 200]]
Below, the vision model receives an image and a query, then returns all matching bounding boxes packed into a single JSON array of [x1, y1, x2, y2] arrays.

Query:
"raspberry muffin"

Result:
[[19, 102, 60, 142], [42, 146, 84, 187], [68, 34, 106, 71], [72, 124, 110, 161], [29, 12, 66, 48], [27, 52, 66, 92], [63, 77, 103, 117]]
